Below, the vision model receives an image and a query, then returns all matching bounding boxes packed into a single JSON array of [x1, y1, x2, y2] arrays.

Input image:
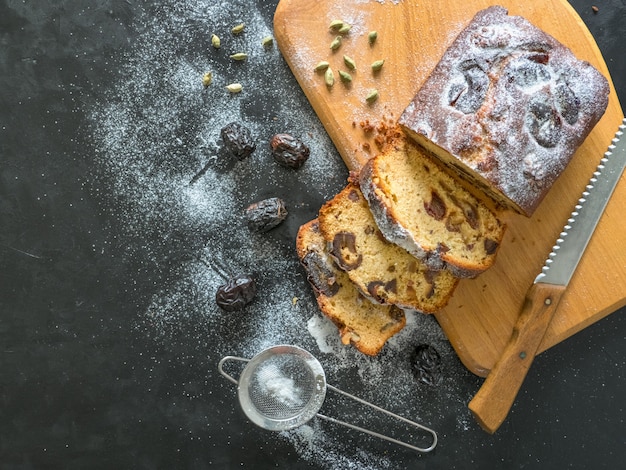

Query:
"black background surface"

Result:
[[1, 1, 624, 468]]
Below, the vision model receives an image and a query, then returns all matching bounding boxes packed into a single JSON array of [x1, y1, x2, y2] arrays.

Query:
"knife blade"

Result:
[[468, 118, 626, 434]]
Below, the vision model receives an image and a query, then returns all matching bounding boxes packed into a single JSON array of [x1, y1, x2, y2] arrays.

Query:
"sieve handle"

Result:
[[218, 355, 250, 385], [317, 384, 438, 453]]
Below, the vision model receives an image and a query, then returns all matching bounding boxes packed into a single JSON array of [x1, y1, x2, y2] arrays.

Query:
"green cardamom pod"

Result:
[[314, 61, 330, 72], [261, 36, 274, 48], [232, 23, 245, 35], [325, 67, 334, 87], [329, 20, 344, 30], [371, 59, 385, 72], [366, 89, 379, 103], [202, 71, 213, 88], [343, 55, 356, 70], [330, 36, 342, 51], [226, 83, 243, 93], [338, 23, 351, 34], [339, 70, 352, 83]]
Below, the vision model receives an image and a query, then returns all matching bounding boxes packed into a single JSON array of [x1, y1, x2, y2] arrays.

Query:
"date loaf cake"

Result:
[[359, 135, 505, 278], [399, 5, 610, 216], [296, 219, 406, 356], [317, 182, 459, 312]]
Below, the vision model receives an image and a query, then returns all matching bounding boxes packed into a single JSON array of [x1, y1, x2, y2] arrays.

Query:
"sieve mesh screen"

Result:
[[247, 353, 318, 420]]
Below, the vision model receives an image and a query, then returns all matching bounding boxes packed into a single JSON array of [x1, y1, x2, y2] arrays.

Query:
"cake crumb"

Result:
[[359, 120, 375, 133]]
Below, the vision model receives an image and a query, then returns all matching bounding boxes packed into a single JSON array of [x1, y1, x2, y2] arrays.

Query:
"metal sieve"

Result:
[[218, 345, 437, 453]]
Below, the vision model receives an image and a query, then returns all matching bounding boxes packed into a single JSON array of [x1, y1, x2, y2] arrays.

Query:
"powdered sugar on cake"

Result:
[[399, 6, 609, 216]]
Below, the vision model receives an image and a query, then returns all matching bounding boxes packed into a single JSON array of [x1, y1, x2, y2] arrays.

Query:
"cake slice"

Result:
[[317, 182, 459, 312], [296, 219, 406, 356], [359, 136, 506, 278], [398, 6, 609, 216]]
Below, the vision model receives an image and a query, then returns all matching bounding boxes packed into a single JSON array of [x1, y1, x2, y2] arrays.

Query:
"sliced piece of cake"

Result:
[[296, 219, 406, 356], [359, 136, 505, 278], [398, 6, 609, 216], [317, 183, 459, 312]]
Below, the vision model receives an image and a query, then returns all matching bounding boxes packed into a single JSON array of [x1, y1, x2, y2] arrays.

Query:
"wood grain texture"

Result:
[[274, 0, 625, 376], [468, 282, 566, 433]]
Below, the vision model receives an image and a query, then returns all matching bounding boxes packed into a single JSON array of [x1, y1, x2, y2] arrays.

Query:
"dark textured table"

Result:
[[1, 1, 624, 468]]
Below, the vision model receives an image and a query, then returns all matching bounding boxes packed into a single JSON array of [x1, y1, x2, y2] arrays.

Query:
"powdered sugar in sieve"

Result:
[[219, 345, 437, 453]]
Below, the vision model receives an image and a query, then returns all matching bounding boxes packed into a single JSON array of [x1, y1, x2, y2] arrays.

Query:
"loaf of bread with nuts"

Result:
[[359, 135, 505, 278], [399, 6, 609, 216], [296, 219, 406, 356], [317, 182, 459, 312]]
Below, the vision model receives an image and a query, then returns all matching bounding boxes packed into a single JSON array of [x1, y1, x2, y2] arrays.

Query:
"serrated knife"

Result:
[[468, 118, 626, 434]]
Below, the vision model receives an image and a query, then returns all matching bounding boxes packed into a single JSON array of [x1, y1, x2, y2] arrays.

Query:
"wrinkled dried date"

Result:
[[215, 274, 257, 311], [244, 197, 288, 232], [411, 344, 443, 386], [221, 122, 256, 160], [270, 133, 310, 169]]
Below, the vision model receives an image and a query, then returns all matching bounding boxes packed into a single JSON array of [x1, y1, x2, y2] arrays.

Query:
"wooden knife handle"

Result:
[[468, 282, 566, 433]]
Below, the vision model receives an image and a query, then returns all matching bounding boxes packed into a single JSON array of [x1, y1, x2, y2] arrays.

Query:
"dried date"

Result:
[[526, 96, 562, 148], [411, 344, 443, 386], [554, 77, 580, 125], [505, 57, 550, 89], [244, 197, 288, 233], [221, 122, 256, 160], [331, 231, 363, 271], [301, 252, 340, 297], [448, 60, 489, 114], [484, 238, 499, 255], [270, 133, 310, 169], [424, 190, 447, 221], [366, 279, 397, 303], [215, 274, 257, 311]]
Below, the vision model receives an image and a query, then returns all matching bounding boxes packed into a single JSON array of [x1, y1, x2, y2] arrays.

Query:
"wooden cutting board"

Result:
[[274, 0, 625, 377]]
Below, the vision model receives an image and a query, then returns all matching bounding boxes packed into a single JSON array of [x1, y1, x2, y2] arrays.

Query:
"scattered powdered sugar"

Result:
[[307, 314, 345, 355], [87, 0, 477, 467]]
